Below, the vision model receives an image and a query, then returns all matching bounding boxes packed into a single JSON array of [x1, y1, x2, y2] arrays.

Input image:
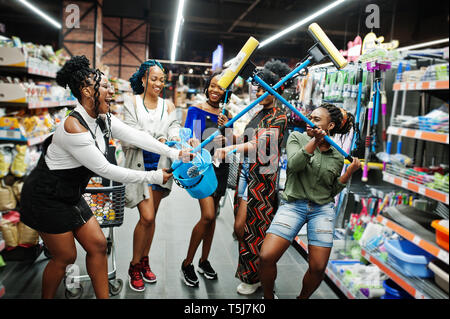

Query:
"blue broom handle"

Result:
[[253, 74, 353, 162]]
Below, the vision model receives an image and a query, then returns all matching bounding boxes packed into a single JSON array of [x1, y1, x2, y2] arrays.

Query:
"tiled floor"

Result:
[[0, 186, 338, 299]]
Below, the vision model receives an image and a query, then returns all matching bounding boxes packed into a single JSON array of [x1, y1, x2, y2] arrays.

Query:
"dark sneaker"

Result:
[[197, 259, 217, 280], [128, 262, 145, 292], [181, 261, 199, 287], [140, 256, 157, 283]]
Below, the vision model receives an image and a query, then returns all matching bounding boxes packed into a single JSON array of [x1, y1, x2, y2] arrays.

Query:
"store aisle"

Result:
[[1, 185, 338, 299]]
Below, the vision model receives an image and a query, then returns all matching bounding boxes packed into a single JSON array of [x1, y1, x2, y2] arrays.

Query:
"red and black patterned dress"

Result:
[[233, 105, 287, 284]]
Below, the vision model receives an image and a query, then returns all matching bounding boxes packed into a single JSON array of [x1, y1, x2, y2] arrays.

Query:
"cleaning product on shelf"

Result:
[[383, 239, 435, 278], [431, 220, 449, 251], [10, 145, 29, 178], [381, 279, 414, 299]]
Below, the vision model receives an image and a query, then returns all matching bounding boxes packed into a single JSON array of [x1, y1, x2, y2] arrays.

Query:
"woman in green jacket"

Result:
[[258, 103, 361, 299]]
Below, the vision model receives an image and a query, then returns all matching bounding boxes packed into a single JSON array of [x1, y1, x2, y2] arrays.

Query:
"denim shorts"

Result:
[[237, 160, 250, 201], [267, 199, 336, 248]]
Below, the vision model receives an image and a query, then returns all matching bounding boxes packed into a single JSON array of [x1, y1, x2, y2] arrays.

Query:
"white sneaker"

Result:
[[237, 282, 261, 295]]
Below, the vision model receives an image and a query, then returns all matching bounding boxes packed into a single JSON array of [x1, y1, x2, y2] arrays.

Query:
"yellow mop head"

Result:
[[217, 37, 259, 90], [308, 23, 348, 70]]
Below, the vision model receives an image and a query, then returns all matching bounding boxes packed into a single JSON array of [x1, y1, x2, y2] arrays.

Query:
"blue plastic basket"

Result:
[[172, 161, 218, 199], [384, 239, 434, 278]]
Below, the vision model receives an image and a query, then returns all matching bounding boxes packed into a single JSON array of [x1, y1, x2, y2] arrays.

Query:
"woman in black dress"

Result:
[[19, 56, 191, 298]]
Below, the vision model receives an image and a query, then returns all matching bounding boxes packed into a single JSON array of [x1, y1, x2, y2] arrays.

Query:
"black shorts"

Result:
[[212, 162, 229, 198], [20, 195, 93, 234]]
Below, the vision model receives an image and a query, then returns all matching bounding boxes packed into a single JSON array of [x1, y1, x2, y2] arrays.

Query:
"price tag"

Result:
[[412, 236, 421, 246], [418, 186, 426, 195], [437, 251, 449, 264], [414, 130, 422, 138], [401, 180, 408, 188], [415, 291, 426, 299], [429, 81, 436, 89], [409, 82, 416, 90], [400, 83, 407, 90], [416, 82, 423, 90]]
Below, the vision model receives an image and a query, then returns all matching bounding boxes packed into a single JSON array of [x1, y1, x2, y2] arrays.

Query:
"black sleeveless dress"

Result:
[[20, 111, 110, 234]]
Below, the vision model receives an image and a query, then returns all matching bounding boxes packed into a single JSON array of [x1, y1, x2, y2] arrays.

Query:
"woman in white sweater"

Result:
[[19, 56, 191, 299], [123, 59, 181, 292]]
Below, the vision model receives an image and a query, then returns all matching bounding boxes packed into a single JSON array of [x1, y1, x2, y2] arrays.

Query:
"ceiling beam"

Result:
[[227, 0, 261, 32]]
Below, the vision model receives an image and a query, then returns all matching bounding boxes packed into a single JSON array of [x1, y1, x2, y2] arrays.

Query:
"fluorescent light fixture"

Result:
[[170, 0, 186, 62], [17, 0, 61, 29], [259, 0, 348, 48], [397, 38, 449, 52]]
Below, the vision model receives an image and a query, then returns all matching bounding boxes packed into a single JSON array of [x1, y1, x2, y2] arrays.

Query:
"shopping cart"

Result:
[[63, 177, 126, 299]]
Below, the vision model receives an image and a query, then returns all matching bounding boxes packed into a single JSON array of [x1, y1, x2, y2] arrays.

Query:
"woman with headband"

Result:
[[19, 56, 192, 299], [258, 103, 361, 299], [123, 60, 182, 292]]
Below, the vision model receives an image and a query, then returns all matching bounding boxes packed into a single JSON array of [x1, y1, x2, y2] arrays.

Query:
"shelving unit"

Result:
[[386, 127, 449, 144], [0, 131, 53, 146], [382, 171, 449, 204], [361, 247, 448, 299], [0, 100, 77, 109], [393, 80, 449, 91], [0, 47, 59, 78], [377, 215, 449, 264]]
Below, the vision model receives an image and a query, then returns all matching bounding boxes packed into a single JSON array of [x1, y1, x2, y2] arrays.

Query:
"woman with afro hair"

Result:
[[258, 104, 361, 299], [19, 56, 192, 299], [214, 59, 291, 295]]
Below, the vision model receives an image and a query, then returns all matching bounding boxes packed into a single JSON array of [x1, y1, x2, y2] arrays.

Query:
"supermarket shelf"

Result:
[[361, 247, 448, 299], [0, 132, 53, 146], [387, 126, 449, 144], [383, 172, 449, 205], [393, 80, 449, 91], [0, 100, 77, 109], [294, 236, 362, 299], [0, 65, 56, 79], [377, 215, 449, 264]]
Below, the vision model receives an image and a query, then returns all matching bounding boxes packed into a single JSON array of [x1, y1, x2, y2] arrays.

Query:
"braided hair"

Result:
[[129, 59, 166, 113], [129, 59, 165, 95], [319, 103, 355, 136], [56, 55, 103, 117]]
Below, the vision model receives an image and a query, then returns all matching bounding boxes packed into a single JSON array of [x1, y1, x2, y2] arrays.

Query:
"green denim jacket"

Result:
[[281, 131, 346, 205]]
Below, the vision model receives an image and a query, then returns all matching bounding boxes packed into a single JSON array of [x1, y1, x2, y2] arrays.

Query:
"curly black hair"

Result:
[[255, 59, 292, 93], [56, 55, 103, 116], [319, 103, 355, 136]]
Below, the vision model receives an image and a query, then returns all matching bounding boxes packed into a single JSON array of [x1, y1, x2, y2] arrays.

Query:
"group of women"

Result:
[[19, 55, 360, 299]]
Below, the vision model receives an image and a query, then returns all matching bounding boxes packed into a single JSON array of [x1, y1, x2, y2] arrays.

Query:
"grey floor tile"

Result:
[[0, 186, 338, 300]]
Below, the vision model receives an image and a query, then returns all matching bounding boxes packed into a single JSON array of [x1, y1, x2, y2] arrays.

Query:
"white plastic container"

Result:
[[428, 260, 449, 294]]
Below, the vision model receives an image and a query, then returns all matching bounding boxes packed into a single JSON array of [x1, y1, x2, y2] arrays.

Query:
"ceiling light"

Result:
[[170, 0, 186, 62], [397, 38, 449, 52], [259, 0, 348, 48], [17, 0, 61, 29]]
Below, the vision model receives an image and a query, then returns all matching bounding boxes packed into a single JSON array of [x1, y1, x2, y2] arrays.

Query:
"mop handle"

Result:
[[362, 93, 374, 182], [167, 59, 313, 174], [252, 74, 353, 163]]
